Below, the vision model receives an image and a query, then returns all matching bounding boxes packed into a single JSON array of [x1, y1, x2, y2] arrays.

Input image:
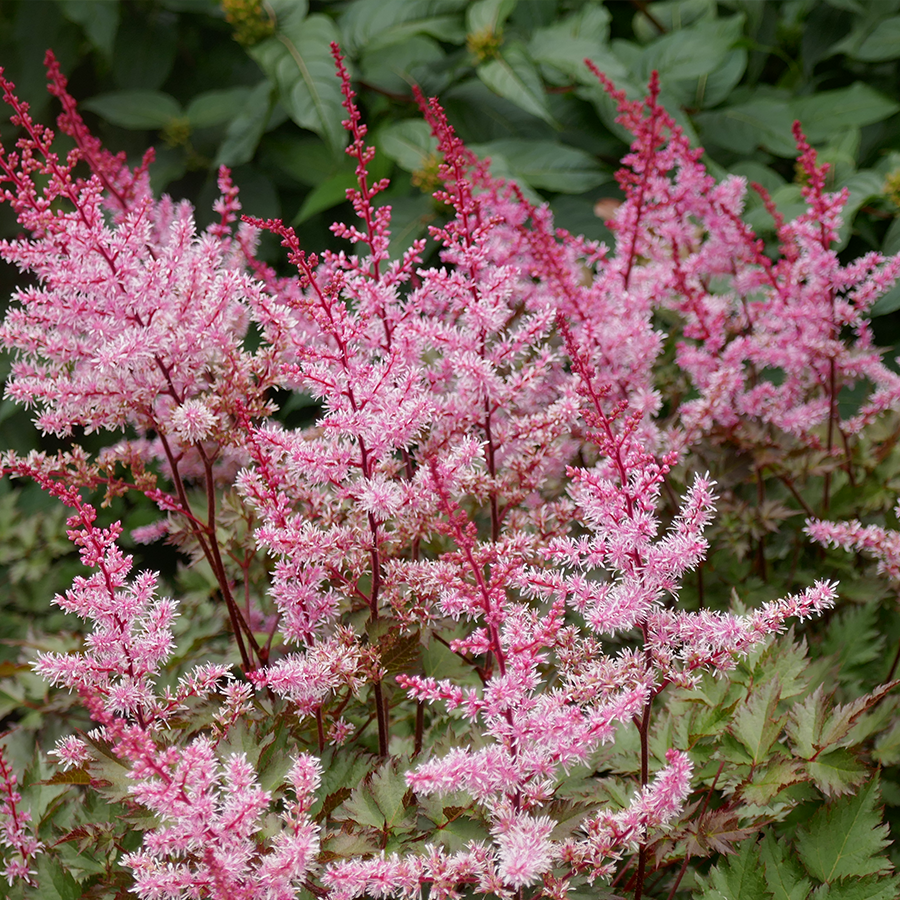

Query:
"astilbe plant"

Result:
[[3, 43, 896, 899]]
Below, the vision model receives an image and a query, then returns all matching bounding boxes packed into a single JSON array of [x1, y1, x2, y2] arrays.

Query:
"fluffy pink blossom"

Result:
[[0, 43, 859, 900], [0, 746, 43, 887]]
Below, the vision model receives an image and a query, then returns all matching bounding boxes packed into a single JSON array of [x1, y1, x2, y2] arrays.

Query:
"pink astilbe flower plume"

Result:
[[584, 62, 900, 454], [0, 42, 857, 900], [0, 745, 43, 888]]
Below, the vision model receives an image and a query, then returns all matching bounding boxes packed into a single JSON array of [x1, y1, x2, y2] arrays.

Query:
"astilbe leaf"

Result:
[[796, 778, 893, 882]]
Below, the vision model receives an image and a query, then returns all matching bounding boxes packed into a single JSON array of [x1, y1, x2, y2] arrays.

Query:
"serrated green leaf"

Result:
[[338, 759, 411, 831], [731, 679, 784, 764], [369, 759, 411, 828], [341, 782, 386, 829], [813, 874, 900, 899], [807, 749, 868, 798], [249, 12, 347, 155], [874, 719, 900, 766], [477, 42, 556, 126], [820, 603, 884, 682], [761, 831, 813, 900], [797, 779, 892, 882], [81, 90, 182, 129], [740, 757, 805, 805], [787, 686, 828, 759], [685, 808, 760, 858], [35, 854, 81, 900], [703, 838, 773, 899], [820, 681, 899, 750], [315, 746, 373, 817]]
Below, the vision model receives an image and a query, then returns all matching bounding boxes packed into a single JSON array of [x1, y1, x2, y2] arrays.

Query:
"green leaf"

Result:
[[672, 46, 747, 109], [81, 90, 182, 129], [807, 749, 868, 799], [797, 779, 892, 882], [315, 746, 373, 818], [338, 759, 411, 830], [696, 98, 797, 157], [340, 0, 467, 53], [787, 686, 829, 759], [835, 170, 887, 249], [112, 12, 177, 90], [262, 135, 341, 186], [477, 42, 556, 126], [216, 82, 274, 168], [369, 759, 411, 828], [58, 0, 119, 58], [249, 12, 347, 155], [378, 120, 438, 173], [739, 757, 805, 805], [186, 88, 253, 129], [873, 719, 900, 766], [731, 679, 784, 765], [341, 781, 386, 829], [529, 1, 611, 85], [434, 813, 491, 852], [869, 281, 900, 317], [632, 0, 717, 42], [761, 832, 813, 900], [469, 139, 611, 192], [851, 16, 900, 61], [292, 148, 391, 224], [292, 172, 357, 224], [637, 14, 742, 83], [359, 35, 445, 95], [466, 0, 517, 35], [813, 874, 900, 899], [793, 84, 900, 144], [701, 838, 773, 900], [34, 855, 80, 900]]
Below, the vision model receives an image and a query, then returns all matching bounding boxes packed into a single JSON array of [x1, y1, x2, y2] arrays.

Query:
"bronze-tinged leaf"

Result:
[[377, 627, 422, 677], [683, 808, 760, 858], [738, 757, 805, 805], [37, 768, 91, 786]]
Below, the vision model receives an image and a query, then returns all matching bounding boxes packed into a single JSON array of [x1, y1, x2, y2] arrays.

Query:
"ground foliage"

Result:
[[3, 1, 900, 899]]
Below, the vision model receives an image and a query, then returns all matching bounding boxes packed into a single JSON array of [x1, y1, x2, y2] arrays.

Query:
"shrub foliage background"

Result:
[[4, 0, 900, 898]]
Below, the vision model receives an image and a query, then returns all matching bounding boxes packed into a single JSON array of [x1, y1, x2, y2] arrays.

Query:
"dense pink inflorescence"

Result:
[[6, 39, 892, 900]]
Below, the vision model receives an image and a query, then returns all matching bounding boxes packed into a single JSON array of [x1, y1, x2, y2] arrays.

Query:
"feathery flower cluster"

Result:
[[585, 66, 900, 451], [3, 39, 891, 900], [806, 500, 900, 583], [0, 746, 43, 887]]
